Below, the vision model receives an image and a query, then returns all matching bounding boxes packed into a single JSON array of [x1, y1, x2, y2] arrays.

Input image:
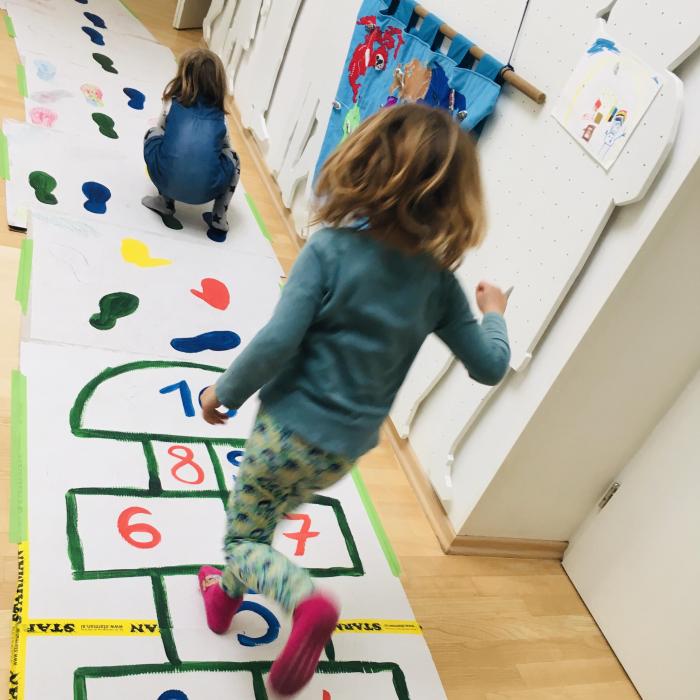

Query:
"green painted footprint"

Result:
[[28, 171, 58, 205], [92, 112, 118, 139], [92, 52, 118, 74], [89, 292, 139, 330]]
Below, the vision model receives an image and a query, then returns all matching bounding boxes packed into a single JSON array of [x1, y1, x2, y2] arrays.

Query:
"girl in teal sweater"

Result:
[[198, 103, 510, 696]]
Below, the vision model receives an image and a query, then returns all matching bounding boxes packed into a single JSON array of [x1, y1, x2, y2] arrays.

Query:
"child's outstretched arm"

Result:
[[436, 274, 511, 386], [201, 244, 323, 424]]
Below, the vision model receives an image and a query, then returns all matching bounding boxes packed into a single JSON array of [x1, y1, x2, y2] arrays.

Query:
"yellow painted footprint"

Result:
[[121, 238, 172, 268]]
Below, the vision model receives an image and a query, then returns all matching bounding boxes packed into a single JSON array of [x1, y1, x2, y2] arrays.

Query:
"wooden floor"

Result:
[[0, 3, 639, 698]]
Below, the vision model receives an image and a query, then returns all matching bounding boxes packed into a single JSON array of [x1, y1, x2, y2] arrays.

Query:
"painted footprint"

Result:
[[83, 11, 107, 28], [92, 53, 118, 74], [28, 171, 58, 205], [82, 181, 111, 214], [157, 691, 188, 700], [89, 292, 139, 330], [30, 89, 72, 103], [170, 331, 241, 353], [120, 238, 172, 267], [33, 59, 56, 81], [82, 26, 105, 45], [91, 112, 118, 139], [123, 87, 145, 110]]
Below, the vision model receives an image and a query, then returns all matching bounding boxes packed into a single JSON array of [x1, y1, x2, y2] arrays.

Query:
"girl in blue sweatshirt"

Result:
[[198, 104, 511, 696], [143, 48, 240, 239]]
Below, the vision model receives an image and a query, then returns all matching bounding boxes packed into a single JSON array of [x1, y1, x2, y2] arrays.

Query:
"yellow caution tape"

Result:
[[23, 620, 160, 636], [335, 619, 422, 635]]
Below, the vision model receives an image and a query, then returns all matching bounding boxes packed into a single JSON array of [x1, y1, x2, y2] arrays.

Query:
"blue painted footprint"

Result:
[[123, 87, 145, 110], [82, 182, 111, 214], [82, 26, 105, 45], [83, 11, 107, 28], [158, 692, 188, 700], [170, 330, 241, 353]]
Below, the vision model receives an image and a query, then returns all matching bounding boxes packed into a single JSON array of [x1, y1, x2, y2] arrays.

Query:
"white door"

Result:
[[563, 367, 700, 700], [173, 0, 212, 29]]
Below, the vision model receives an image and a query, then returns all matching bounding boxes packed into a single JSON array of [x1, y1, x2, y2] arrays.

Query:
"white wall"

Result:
[[462, 155, 700, 539], [562, 367, 700, 700], [444, 47, 700, 538]]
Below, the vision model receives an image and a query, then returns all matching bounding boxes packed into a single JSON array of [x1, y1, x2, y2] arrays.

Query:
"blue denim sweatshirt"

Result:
[[216, 228, 510, 459]]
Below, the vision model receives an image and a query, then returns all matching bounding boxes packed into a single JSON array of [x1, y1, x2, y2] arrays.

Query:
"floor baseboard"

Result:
[[384, 421, 568, 560]]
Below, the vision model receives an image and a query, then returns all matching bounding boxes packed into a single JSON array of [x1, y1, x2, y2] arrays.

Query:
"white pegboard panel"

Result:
[[607, 0, 700, 71], [202, 0, 225, 44], [234, 0, 303, 143], [206, 0, 239, 56], [221, 0, 262, 86], [261, 0, 361, 226], [402, 0, 691, 503]]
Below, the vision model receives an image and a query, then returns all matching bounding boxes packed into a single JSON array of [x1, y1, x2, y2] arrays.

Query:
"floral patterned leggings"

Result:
[[221, 410, 353, 612]]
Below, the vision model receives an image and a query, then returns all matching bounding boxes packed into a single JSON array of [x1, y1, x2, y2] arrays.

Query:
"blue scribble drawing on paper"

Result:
[[82, 26, 105, 46], [34, 59, 56, 81], [123, 87, 146, 110], [82, 182, 112, 214], [83, 12, 107, 28], [170, 331, 241, 353], [587, 38, 620, 55]]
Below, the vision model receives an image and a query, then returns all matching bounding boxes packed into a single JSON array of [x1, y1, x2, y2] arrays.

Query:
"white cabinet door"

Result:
[[564, 369, 700, 700]]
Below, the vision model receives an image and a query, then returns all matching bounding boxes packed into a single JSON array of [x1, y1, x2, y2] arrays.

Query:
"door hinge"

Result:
[[598, 481, 621, 509]]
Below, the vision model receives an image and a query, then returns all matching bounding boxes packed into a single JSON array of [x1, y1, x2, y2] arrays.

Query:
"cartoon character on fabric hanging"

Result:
[[387, 59, 467, 120], [348, 15, 404, 102], [81, 83, 104, 107], [341, 103, 362, 142]]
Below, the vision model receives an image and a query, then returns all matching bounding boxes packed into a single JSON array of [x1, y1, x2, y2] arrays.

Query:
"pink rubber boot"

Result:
[[198, 566, 242, 634], [268, 592, 340, 696]]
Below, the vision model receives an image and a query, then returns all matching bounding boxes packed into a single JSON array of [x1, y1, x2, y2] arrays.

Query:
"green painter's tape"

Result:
[[245, 192, 273, 242], [10, 370, 28, 543], [15, 238, 33, 314], [16, 63, 27, 98], [0, 130, 9, 181], [4, 14, 15, 38], [351, 467, 401, 576]]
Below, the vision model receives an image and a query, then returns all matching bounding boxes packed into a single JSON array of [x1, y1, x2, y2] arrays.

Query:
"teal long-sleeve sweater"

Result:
[[215, 227, 510, 459]]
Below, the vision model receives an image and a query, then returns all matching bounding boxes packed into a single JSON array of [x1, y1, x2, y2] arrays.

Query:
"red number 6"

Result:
[[118, 506, 162, 549]]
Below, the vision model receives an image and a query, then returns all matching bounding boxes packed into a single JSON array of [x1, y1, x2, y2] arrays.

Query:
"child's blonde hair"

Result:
[[314, 103, 485, 269], [164, 48, 228, 112]]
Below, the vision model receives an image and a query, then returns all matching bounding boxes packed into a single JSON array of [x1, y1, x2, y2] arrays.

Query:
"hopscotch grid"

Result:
[[65, 488, 364, 580], [72, 660, 411, 700]]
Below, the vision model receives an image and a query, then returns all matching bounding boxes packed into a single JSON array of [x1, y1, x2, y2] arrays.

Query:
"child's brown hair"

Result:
[[314, 103, 485, 269], [164, 48, 229, 112]]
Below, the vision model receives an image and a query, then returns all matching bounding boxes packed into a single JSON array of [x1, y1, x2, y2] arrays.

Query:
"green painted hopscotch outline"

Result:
[[74, 660, 410, 700], [66, 360, 364, 664], [66, 488, 363, 581]]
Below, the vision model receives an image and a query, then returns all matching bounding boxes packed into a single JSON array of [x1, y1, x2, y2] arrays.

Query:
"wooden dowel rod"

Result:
[[413, 4, 546, 104]]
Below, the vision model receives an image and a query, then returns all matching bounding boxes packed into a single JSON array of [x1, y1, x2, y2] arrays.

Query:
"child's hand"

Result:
[[201, 385, 228, 425], [476, 281, 508, 315]]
